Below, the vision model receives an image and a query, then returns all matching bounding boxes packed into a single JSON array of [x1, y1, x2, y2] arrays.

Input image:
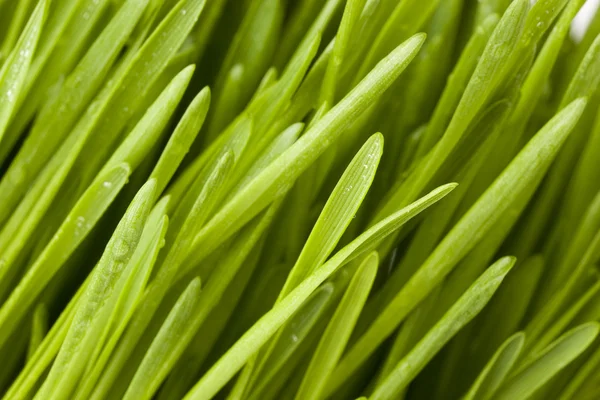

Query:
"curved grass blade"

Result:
[[295, 252, 378, 400], [464, 332, 525, 400], [183, 183, 455, 400], [149, 86, 211, 195], [72, 199, 170, 400], [0, 66, 193, 342], [35, 180, 157, 400], [232, 133, 382, 396], [0, 163, 130, 349], [123, 278, 202, 400], [369, 257, 515, 400], [320, 0, 366, 105], [493, 323, 600, 400], [89, 151, 234, 400], [326, 98, 588, 394], [280, 133, 383, 297], [27, 304, 49, 361], [247, 284, 335, 399], [167, 114, 252, 214], [375, 0, 529, 221], [185, 34, 425, 273], [0, 0, 46, 145], [0, 0, 151, 225]]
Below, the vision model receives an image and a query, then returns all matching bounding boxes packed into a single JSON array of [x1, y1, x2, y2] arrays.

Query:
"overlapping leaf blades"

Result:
[[1, 0, 600, 399]]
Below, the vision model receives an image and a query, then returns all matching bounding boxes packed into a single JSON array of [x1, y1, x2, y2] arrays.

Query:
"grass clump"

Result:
[[1, 0, 600, 399]]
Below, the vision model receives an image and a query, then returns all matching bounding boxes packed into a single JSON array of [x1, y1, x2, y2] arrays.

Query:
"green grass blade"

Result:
[[89, 151, 234, 400], [186, 34, 425, 271], [493, 323, 600, 400], [183, 183, 455, 400], [0, 164, 131, 349], [464, 332, 526, 400], [247, 284, 335, 399], [369, 256, 515, 400], [72, 200, 169, 400], [295, 252, 378, 400], [279, 133, 383, 297], [27, 304, 49, 361], [123, 278, 202, 400], [0, 0, 46, 145], [35, 180, 156, 400], [320, 0, 366, 105], [327, 97, 587, 394]]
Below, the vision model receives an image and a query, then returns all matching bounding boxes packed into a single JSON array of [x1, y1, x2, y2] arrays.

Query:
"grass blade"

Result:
[[369, 257, 515, 400], [183, 183, 455, 400], [295, 252, 378, 400], [493, 323, 599, 400], [464, 332, 526, 400], [123, 278, 202, 400]]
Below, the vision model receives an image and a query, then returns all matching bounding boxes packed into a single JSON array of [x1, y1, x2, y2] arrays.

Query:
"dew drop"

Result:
[[74, 216, 87, 238], [112, 238, 130, 261]]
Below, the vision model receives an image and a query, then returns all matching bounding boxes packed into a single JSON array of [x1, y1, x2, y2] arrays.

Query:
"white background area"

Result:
[[570, 0, 600, 40]]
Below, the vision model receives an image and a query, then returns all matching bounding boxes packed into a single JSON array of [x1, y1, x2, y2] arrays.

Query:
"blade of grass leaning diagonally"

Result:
[[183, 34, 426, 272], [72, 199, 170, 400], [492, 323, 600, 400], [89, 151, 235, 400], [34, 180, 157, 400], [294, 251, 378, 400], [122, 278, 202, 400], [230, 133, 383, 396], [325, 97, 588, 394], [1, 2, 600, 400], [0, 0, 46, 145], [369, 256, 516, 400], [183, 183, 456, 400], [463, 332, 526, 400], [0, 66, 194, 345]]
